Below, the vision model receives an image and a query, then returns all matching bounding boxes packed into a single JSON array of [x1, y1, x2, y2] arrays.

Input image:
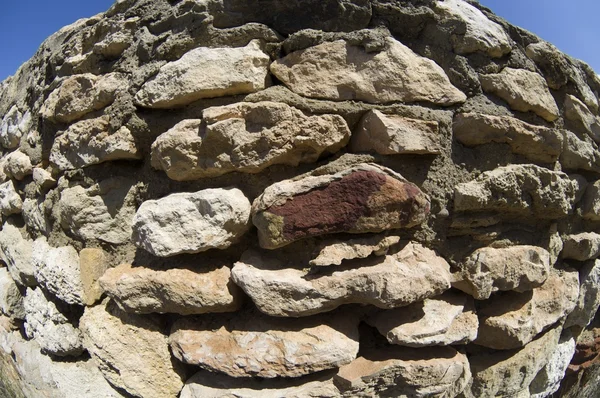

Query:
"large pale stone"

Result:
[[57, 177, 138, 244], [252, 163, 430, 249], [3, 151, 33, 180], [453, 245, 550, 300], [100, 263, 243, 315], [480, 68, 560, 122], [454, 164, 582, 218], [560, 129, 600, 172], [562, 232, 600, 261], [434, 0, 511, 58], [0, 268, 25, 319], [33, 238, 84, 306], [582, 180, 600, 221], [135, 40, 270, 108], [180, 372, 341, 398], [0, 106, 29, 149], [310, 234, 400, 267], [565, 259, 600, 328], [475, 270, 579, 350], [0, 224, 34, 286], [41, 73, 126, 123], [231, 242, 451, 317], [529, 332, 576, 398], [0, 180, 23, 216], [351, 110, 441, 155], [169, 311, 359, 378], [335, 346, 471, 398], [79, 248, 109, 306], [453, 113, 563, 163], [132, 188, 251, 257], [467, 326, 561, 398], [270, 37, 466, 105], [565, 94, 600, 143], [368, 290, 478, 347], [32, 167, 56, 192], [151, 102, 350, 180], [23, 288, 84, 357], [80, 300, 184, 398]]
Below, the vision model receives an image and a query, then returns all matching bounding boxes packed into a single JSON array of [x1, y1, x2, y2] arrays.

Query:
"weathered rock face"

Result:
[[270, 37, 466, 105], [582, 180, 600, 220], [252, 163, 430, 249], [453, 245, 551, 300], [79, 248, 109, 306], [0, 106, 29, 149], [0, 268, 25, 320], [529, 332, 576, 398], [565, 94, 600, 143], [169, 311, 359, 378], [565, 259, 600, 328], [562, 232, 600, 261], [0, 180, 22, 216], [135, 40, 270, 108], [231, 242, 451, 317], [309, 234, 400, 267], [151, 102, 350, 180], [132, 188, 251, 257], [561, 129, 600, 173], [0, 224, 34, 286], [100, 263, 243, 315], [4, 151, 32, 180]]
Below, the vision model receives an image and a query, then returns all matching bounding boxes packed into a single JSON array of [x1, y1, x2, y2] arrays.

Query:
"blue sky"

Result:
[[0, 0, 598, 82]]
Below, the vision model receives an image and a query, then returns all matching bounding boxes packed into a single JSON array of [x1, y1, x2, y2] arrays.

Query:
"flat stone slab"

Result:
[[309, 234, 401, 267]]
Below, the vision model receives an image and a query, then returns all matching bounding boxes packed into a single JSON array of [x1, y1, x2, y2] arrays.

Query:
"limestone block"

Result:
[[565, 259, 600, 328], [434, 0, 511, 58], [0, 180, 23, 216], [22, 198, 49, 235], [79, 248, 109, 306], [132, 188, 251, 257], [565, 94, 600, 143], [560, 129, 600, 173], [480, 67, 560, 122], [335, 346, 471, 398], [453, 245, 550, 300], [582, 180, 600, 220], [135, 40, 270, 108], [0, 268, 25, 319], [454, 164, 582, 218], [41, 73, 126, 123], [3, 151, 32, 180], [50, 117, 141, 170], [453, 112, 563, 163], [475, 270, 579, 350], [23, 288, 84, 357], [0, 105, 29, 149], [367, 290, 478, 347], [309, 234, 400, 267], [529, 332, 576, 398], [270, 37, 466, 105], [100, 263, 243, 315], [32, 167, 56, 192], [0, 224, 34, 286], [57, 177, 138, 244], [351, 110, 441, 155], [169, 311, 359, 378], [252, 163, 430, 249], [231, 242, 451, 317], [80, 300, 184, 398], [151, 102, 350, 180], [562, 232, 600, 261]]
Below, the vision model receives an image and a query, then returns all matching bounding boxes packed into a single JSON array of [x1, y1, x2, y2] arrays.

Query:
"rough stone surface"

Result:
[[562, 232, 600, 261], [368, 290, 478, 347], [310, 234, 400, 267], [0, 106, 29, 149], [4, 151, 33, 180], [151, 102, 350, 180], [565, 259, 600, 328], [79, 300, 184, 398], [467, 326, 561, 398], [480, 68, 560, 122], [560, 129, 600, 173], [351, 110, 441, 155], [23, 288, 84, 357], [79, 248, 109, 306], [57, 177, 137, 245], [453, 245, 551, 300], [41, 73, 126, 123], [22, 198, 49, 235], [454, 164, 582, 218], [170, 311, 359, 378], [100, 263, 243, 315], [252, 163, 430, 249], [335, 345, 471, 398], [132, 188, 251, 257], [135, 40, 270, 108], [582, 180, 600, 221], [475, 270, 579, 350], [50, 117, 141, 170], [0, 224, 34, 286], [453, 112, 563, 163], [270, 37, 466, 105], [434, 0, 511, 57], [530, 332, 576, 398], [231, 242, 451, 317], [32, 168, 56, 192], [0, 180, 23, 216], [0, 268, 25, 319], [565, 94, 600, 143]]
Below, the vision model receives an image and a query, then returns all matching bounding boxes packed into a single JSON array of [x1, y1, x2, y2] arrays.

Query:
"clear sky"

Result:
[[0, 0, 599, 82]]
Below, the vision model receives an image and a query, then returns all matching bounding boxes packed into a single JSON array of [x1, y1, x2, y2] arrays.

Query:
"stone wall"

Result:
[[1, 0, 600, 397]]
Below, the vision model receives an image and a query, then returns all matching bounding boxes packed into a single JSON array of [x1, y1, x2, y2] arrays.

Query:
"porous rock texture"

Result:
[[1, 0, 600, 397]]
